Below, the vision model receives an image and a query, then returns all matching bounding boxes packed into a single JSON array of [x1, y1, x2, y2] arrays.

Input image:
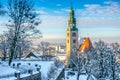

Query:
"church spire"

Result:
[[70, 2, 73, 10], [66, 2, 78, 67], [68, 3, 77, 30]]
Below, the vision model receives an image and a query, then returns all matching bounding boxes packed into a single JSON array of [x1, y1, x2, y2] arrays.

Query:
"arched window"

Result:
[[67, 33, 69, 37], [67, 40, 69, 43]]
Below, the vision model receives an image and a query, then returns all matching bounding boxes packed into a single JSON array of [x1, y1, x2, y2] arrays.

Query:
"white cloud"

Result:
[[0, 21, 8, 32], [56, 4, 62, 6], [76, 1, 120, 18], [39, 14, 120, 29], [53, 10, 63, 14], [39, 15, 68, 28], [35, 10, 48, 15], [84, 4, 100, 8], [37, 15, 68, 39], [104, 1, 119, 6], [61, 8, 69, 13], [77, 18, 120, 28]]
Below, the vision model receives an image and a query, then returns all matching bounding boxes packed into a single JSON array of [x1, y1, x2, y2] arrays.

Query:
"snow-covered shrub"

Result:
[[12, 63, 15, 68], [39, 65, 41, 68], [36, 67, 40, 72], [28, 69, 33, 74], [28, 63, 31, 65], [47, 64, 57, 80], [35, 64, 38, 67], [17, 63, 21, 68], [54, 60, 63, 68], [67, 71, 75, 76]]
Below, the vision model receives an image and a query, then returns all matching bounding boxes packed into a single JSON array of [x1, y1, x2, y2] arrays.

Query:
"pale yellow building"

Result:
[[66, 5, 78, 67]]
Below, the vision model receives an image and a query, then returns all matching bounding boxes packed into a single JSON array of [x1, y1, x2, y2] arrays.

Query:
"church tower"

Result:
[[66, 4, 78, 67]]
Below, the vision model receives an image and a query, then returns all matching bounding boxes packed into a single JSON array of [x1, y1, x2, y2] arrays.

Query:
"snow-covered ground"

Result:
[[12, 60, 54, 79], [65, 68, 96, 80], [0, 60, 59, 80], [65, 69, 87, 80], [0, 61, 17, 80]]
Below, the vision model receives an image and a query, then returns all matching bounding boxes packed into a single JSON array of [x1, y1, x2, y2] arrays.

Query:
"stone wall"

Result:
[[18, 72, 41, 80], [15, 69, 41, 80]]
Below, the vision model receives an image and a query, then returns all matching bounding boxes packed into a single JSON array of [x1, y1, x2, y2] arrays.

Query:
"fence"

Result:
[[15, 69, 41, 80]]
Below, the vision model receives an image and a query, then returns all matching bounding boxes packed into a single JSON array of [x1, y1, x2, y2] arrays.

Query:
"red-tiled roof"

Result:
[[78, 37, 92, 52]]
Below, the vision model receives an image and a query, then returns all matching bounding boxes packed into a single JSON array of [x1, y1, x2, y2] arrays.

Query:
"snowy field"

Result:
[[0, 60, 55, 80]]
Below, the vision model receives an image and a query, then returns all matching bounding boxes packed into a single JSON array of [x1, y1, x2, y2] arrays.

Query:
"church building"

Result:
[[66, 4, 78, 67], [66, 4, 92, 67]]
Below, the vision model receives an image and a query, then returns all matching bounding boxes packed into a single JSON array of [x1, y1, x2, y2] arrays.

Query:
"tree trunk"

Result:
[[3, 46, 7, 61], [3, 54, 6, 61], [9, 48, 14, 66], [87, 74, 90, 80], [9, 38, 16, 66], [19, 48, 22, 60], [77, 70, 80, 80], [112, 55, 115, 80], [77, 73, 79, 80]]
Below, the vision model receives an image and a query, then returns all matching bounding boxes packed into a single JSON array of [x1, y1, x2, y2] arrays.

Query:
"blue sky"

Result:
[[0, 0, 120, 44]]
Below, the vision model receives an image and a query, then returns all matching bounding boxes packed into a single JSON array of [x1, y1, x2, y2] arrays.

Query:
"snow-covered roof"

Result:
[[24, 52, 39, 59], [79, 37, 85, 45]]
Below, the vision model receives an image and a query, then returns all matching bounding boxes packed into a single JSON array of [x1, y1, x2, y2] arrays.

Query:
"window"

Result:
[[67, 40, 69, 43], [73, 39, 76, 43], [72, 32, 76, 37], [67, 33, 69, 36]]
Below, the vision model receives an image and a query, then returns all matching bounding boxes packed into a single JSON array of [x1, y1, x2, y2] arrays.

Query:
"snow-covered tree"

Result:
[[47, 63, 57, 80], [91, 41, 117, 80], [37, 41, 49, 55], [66, 40, 118, 80], [70, 48, 88, 80], [47, 60, 64, 80], [36, 41, 51, 60], [54, 60, 64, 68], [113, 47, 120, 80], [111, 43, 119, 50], [14, 38, 31, 59], [0, 32, 10, 61], [6, 0, 41, 65], [85, 47, 98, 80]]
